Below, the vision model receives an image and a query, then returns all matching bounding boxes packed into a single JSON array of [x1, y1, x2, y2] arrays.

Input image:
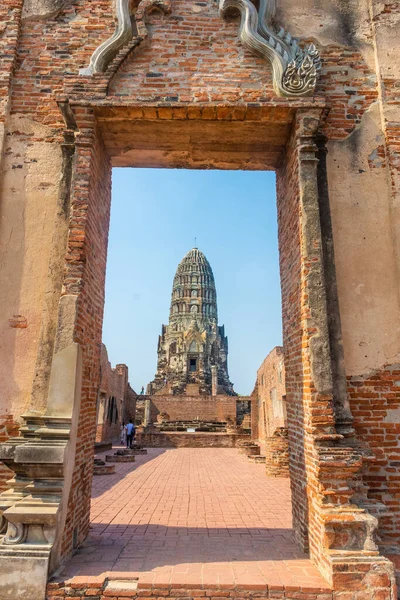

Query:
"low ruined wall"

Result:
[[146, 395, 238, 423], [95, 346, 137, 444], [348, 365, 400, 546], [253, 347, 286, 444], [265, 428, 290, 478], [137, 431, 251, 448], [46, 581, 333, 600]]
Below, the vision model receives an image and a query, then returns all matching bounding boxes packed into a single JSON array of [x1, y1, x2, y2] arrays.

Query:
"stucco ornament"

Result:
[[80, 0, 171, 75], [219, 0, 321, 97]]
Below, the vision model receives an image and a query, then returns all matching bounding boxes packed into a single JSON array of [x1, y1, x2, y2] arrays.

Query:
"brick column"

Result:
[[280, 109, 396, 597]]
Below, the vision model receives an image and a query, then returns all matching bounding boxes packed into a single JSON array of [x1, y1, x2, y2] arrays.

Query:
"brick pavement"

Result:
[[55, 448, 330, 591]]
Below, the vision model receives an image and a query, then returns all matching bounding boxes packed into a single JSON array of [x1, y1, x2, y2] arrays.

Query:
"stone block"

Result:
[[93, 464, 115, 475], [0, 553, 49, 600], [105, 455, 136, 463]]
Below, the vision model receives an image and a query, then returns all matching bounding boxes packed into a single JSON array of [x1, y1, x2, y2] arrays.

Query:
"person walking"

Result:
[[125, 420, 135, 448]]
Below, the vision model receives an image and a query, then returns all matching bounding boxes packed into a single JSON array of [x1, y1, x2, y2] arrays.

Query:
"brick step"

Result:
[[238, 444, 260, 456], [47, 580, 333, 599]]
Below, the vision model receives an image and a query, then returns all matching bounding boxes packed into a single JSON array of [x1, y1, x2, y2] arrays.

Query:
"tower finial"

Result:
[[194, 236, 197, 248]]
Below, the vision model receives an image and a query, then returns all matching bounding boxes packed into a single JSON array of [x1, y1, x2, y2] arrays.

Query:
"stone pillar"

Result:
[[144, 398, 151, 427], [211, 365, 217, 396]]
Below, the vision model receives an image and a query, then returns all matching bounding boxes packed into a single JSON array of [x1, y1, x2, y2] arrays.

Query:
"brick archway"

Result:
[[0, 0, 399, 597], [1, 100, 394, 599]]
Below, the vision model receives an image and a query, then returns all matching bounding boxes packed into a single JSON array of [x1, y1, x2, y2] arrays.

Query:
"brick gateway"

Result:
[[0, 0, 399, 598]]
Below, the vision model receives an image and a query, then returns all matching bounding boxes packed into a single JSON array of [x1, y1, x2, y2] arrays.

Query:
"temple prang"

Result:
[[148, 248, 235, 397]]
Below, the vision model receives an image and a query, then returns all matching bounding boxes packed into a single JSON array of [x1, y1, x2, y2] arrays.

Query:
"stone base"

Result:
[[137, 432, 251, 448], [0, 552, 49, 600], [93, 463, 115, 475], [105, 454, 136, 463], [248, 455, 266, 463]]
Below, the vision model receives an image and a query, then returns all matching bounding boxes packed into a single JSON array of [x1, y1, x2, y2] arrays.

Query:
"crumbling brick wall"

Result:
[[348, 365, 400, 550], [252, 347, 289, 477], [254, 348, 286, 442], [276, 126, 309, 550], [0, 415, 19, 492], [146, 395, 239, 424], [95, 344, 136, 443], [59, 123, 112, 559]]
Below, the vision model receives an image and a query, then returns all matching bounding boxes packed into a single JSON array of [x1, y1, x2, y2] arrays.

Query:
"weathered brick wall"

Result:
[[3, 0, 381, 138], [0, 415, 19, 492], [47, 581, 333, 600], [251, 347, 289, 476], [348, 365, 400, 548], [147, 395, 238, 424], [60, 120, 112, 560], [276, 124, 308, 550], [0, 0, 22, 154], [254, 347, 286, 443], [95, 344, 135, 443], [107, 0, 377, 135], [137, 431, 250, 448], [265, 429, 290, 478]]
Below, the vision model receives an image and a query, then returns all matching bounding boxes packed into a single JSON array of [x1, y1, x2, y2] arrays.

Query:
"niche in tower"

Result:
[[188, 340, 199, 373]]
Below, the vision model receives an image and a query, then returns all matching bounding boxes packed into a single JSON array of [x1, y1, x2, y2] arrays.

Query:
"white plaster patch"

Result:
[[105, 579, 139, 591], [384, 409, 400, 424]]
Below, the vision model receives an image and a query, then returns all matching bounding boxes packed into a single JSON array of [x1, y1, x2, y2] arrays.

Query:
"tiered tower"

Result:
[[148, 248, 235, 395]]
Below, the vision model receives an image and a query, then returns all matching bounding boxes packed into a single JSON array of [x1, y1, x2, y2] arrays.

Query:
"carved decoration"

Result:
[[4, 522, 27, 545], [219, 0, 321, 97], [0, 516, 7, 536], [80, 0, 171, 75], [0, 343, 83, 600]]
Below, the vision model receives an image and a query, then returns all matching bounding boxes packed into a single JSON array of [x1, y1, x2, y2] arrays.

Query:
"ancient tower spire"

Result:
[[170, 247, 218, 325], [148, 248, 235, 396]]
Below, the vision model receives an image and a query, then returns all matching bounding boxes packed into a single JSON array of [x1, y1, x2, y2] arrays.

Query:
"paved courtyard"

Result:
[[57, 447, 329, 589]]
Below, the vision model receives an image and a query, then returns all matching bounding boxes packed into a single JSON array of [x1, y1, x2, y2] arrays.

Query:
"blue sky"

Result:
[[102, 168, 282, 395]]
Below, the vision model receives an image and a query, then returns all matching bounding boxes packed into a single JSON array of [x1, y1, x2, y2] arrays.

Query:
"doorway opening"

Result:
[[56, 158, 329, 592], [52, 106, 349, 594]]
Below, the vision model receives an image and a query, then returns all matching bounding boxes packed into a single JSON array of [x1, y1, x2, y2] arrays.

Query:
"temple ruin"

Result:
[[148, 248, 235, 396]]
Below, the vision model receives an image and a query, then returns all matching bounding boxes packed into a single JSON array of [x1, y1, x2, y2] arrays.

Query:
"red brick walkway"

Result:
[[57, 448, 329, 590]]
